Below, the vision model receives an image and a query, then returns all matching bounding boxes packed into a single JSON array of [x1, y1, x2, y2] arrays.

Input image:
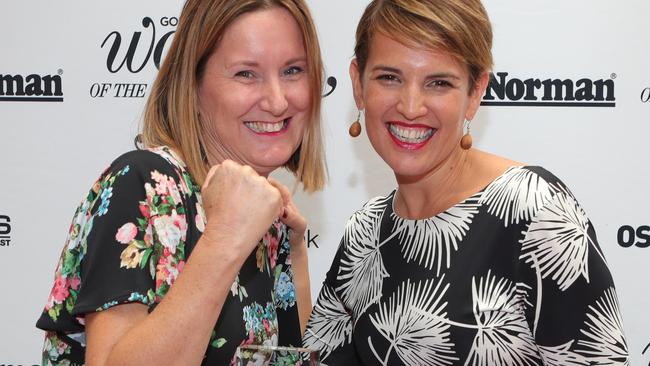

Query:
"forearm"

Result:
[[290, 241, 312, 335], [104, 238, 244, 366]]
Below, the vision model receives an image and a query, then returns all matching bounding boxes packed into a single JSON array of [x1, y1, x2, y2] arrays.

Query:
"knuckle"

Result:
[[243, 165, 256, 175], [223, 160, 238, 171]]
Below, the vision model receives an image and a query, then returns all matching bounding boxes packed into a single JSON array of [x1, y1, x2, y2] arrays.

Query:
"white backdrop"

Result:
[[1, 1, 649, 364]]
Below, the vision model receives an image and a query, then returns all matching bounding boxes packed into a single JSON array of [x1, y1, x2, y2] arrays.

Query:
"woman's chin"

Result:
[[384, 159, 436, 182], [248, 151, 297, 174]]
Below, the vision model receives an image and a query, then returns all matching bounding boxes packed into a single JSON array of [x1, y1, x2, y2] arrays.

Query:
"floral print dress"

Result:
[[36, 146, 301, 365], [304, 166, 629, 366]]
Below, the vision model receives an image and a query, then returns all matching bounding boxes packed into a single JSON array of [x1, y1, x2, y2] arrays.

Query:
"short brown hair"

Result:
[[142, 0, 326, 192], [354, 0, 493, 89]]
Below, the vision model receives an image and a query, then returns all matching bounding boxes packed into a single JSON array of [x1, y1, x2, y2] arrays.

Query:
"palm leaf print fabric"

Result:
[[36, 147, 301, 365], [305, 166, 628, 366]]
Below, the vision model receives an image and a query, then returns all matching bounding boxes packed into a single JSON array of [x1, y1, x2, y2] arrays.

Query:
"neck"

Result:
[[394, 148, 473, 219], [204, 141, 272, 178]]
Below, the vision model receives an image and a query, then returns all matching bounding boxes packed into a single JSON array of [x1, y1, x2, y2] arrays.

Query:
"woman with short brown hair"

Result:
[[305, 1, 628, 364]]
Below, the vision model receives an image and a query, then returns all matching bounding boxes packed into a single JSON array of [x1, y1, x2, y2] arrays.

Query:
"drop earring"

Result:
[[460, 119, 473, 150], [349, 110, 362, 137]]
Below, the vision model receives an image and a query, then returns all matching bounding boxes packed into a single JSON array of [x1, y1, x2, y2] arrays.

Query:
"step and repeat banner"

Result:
[[1, 1, 648, 364]]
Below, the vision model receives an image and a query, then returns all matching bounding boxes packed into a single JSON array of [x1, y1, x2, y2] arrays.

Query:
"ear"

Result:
[[349, 59, 365, 110], [465, 72, 490, 121]]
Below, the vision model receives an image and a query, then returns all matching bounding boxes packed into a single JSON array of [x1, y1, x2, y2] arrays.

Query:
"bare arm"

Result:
[[85, 161, 284, 366], [289, 239, 312, 334], [86, 241, 243, 366]]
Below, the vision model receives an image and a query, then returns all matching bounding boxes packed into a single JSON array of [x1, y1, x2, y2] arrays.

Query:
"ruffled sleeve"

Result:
[[37, 149, 192, 332]]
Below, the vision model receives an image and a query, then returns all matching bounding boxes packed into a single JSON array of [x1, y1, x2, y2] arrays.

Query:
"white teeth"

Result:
[[388, 124, 433, 144], [245, 119, 287, 133]]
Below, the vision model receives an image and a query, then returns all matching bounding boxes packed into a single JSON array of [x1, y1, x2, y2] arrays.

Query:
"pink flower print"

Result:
[[195, 202, 206, 233], [156, 253, 182, 287], [144, 183, 156, 206], [153, 215, 181, 254], [115, 222, 138, 244], [151, 170, 166, 186], [171, 210, 188, 242], [45, 296, 55, 311], [51, 277, 70, 304], [92, 181, 101, 194], [68, 276, 81, 291], [245, 329, 255, 344], [57, 340, 68, 355], [166, 262, 180, 284], [143, 223, 154, 247], [151, 171, 182, 203], [263, 319, 270, 333], [139, 203, 150, 219], [267, 234, 279, 269], [155, 255, 169, 288], [169, 182, 182, 206], [154, 179, 168, 196]]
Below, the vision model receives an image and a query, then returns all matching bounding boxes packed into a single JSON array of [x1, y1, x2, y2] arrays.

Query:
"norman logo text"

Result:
[[0, 73, 63, 102], [482, 72, 615, 107]]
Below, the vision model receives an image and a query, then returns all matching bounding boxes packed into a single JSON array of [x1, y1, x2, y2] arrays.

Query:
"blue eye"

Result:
[[284, 66, 304, 76], [235, 70, 254, 78]]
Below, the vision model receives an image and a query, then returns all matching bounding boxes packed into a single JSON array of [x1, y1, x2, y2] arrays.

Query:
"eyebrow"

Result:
[[284, 57, 307, 66], [228, 61, 259, 68], [372, 65, 402, 75], [371, 65, 461, 80], [226, 56, 307, 69]]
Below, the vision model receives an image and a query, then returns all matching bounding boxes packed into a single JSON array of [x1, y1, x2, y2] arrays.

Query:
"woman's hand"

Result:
[[268, 178, 307, 248], [201, 160, 284, 260]]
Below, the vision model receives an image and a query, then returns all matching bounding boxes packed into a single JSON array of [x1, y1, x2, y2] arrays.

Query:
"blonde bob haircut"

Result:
[[354, 0, 493, 91], [142, 0, 326, 192]]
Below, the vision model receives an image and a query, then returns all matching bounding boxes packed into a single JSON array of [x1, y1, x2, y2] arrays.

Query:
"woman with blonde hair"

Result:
[[37, 0, 325, 364], [305, 0, 629, 365]]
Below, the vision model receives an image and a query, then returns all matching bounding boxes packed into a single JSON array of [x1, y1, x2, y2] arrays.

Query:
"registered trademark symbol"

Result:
[[610, 73, 617, 79], [58, 69, 64, 75]]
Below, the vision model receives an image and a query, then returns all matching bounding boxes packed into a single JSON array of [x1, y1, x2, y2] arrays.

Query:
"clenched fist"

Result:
[[200, 160, 283, 261]]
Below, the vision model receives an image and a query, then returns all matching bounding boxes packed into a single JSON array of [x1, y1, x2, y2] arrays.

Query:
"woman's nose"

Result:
[[396, 84, 427, 120], [260, 77, 289, 117]]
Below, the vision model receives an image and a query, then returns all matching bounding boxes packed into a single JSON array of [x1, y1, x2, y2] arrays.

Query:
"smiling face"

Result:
[[351, 33, 487, 182], [198, 6, 310, 176]]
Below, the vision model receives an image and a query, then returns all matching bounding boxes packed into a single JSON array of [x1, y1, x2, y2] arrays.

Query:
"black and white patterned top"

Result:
[[304, 166, 629, 366]]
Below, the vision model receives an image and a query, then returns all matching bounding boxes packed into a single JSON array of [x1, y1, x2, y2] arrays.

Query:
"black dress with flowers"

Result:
[[304, 166, 629, 366], [36, 146, 301, 365]]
